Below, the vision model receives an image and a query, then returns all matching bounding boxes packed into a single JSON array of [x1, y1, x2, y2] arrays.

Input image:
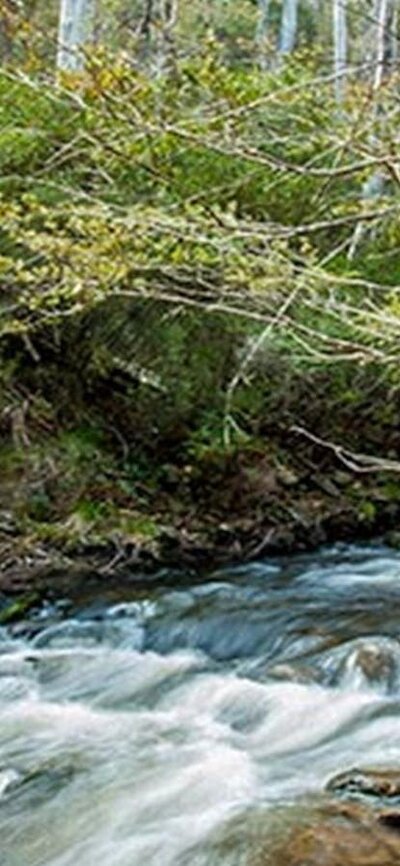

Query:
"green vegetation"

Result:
[[0, 36, 400, 564]]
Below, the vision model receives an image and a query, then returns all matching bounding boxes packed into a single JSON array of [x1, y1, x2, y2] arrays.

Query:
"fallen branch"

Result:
[[292, 425, 400, 474]]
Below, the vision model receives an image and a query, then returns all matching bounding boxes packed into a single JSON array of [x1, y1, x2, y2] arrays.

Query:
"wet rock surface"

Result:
[[333, 642, 398, 691], [327, 768, 400, 801], [265, 800, 400, 866], [267, 768, 400, 866], [259, 769, 400, 864]]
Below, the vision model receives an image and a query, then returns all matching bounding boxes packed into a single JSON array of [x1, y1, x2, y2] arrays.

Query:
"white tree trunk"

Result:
[[57, 0, 95, 71], [390, 5, 398, 66], [279, 0, 299, 55], [373, 0, 389, 90], [333, 0, 347, 103], [256, 0, 271, 69], [348, 1, 392, 259]]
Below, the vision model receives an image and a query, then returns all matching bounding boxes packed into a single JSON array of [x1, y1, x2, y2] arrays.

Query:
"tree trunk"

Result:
[[279, 0, 299, 55], [333, 0, 347, 104], [256, 0, 271, 70], [390, 4, 398, 66], [347, 1, 393, 259], [57, 0, 95, 71], [373, 0, 389, 90]]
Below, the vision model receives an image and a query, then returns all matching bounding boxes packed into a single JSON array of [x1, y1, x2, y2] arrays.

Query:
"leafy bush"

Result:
[[0, 53, 399, 470]]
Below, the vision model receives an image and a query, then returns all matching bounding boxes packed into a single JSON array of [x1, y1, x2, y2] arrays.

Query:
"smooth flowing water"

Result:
[[2, 543, 400, 866]]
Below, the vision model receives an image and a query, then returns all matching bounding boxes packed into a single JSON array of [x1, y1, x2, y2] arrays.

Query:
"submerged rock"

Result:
[[340, 643, 397, 690], [0, 757, 86, 808], [320, 636, 400, 694], [266, 662, 319, 685]]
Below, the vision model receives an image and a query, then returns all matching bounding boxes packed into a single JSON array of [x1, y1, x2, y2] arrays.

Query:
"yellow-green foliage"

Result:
[[0, 53, 399, 458]]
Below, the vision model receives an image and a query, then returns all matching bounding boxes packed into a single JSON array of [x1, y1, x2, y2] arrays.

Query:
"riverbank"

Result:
[[1, 424, 400, 617]]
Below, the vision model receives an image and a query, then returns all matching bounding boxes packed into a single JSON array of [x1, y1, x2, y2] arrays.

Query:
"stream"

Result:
[[2, 542, 400, 865]]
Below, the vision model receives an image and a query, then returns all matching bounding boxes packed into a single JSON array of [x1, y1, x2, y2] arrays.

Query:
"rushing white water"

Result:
[[2, 543, 400, 866]]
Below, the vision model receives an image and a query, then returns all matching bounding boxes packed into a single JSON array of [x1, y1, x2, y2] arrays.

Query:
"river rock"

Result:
[[347, 644, 396, 686], [266, 662, 319, 685], [329, 638, 399, 692], [327, 767, 400, 801], [264, 800, 400, 866]]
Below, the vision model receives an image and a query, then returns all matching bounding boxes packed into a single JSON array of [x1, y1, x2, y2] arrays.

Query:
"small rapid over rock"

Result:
[[2, 543, 400, 865]]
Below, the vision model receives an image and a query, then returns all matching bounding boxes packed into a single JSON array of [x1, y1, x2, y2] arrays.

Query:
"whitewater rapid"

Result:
[[2, 543, 400, 866]]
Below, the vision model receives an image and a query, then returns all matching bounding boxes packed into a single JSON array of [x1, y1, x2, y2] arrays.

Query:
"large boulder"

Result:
[[263, 800, 400, 866], [259, 769, 400, 866]]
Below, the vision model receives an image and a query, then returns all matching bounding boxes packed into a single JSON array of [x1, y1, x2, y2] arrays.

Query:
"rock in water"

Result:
[[327, 768, 400, 801], [332, 639, 399, 692], [263, 801, 400, 866], [259, 770, 400, 866]]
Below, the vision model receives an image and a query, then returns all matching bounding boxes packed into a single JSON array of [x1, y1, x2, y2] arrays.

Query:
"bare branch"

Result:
[[292, 425, 400, 473]]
